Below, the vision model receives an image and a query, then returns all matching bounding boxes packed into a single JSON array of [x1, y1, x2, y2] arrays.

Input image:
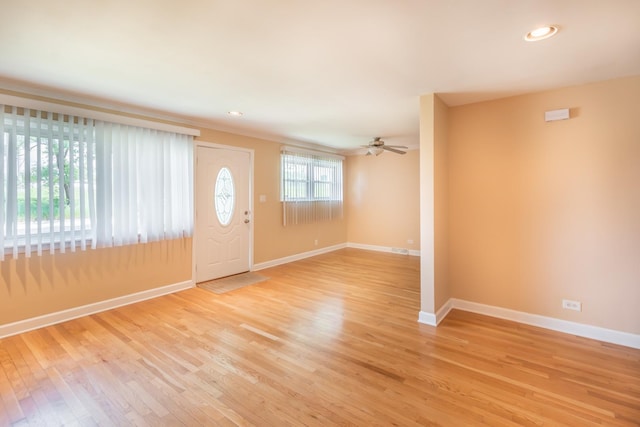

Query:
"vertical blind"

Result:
[[281, 147, 343, 226], [1, 104, 193, 260]]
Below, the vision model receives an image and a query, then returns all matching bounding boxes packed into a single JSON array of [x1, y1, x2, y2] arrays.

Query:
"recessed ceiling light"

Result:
[[228, 111, 243, 116], [524, 25, 559, 42]]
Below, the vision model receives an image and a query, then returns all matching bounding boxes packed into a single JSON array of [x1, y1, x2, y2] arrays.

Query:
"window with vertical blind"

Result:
[[0, 103, 195, 260], [280, 146, 343, 225]]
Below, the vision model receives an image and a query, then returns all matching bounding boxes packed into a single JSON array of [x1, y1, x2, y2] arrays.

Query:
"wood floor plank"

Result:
[[0, 248, 638, 426]]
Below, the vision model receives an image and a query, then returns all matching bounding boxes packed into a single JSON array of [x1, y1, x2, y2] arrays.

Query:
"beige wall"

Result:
[[197, 129, 347, 264], [433, 95, 450, 310], [0, 238, 191, 325], [345, 150, 420, 251], [447, 76, 640, 334]]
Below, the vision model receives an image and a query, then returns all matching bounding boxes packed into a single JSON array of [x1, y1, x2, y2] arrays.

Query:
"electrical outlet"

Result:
[[407, 239, 414, 244], [562, 299, 582, 312], [314, 239, 318, 246]]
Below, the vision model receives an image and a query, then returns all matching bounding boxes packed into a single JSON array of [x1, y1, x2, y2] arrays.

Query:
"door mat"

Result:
[[197, 272, 269, 294]]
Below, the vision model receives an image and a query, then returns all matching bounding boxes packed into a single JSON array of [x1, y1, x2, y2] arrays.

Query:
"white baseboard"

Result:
[[252, 243, 420, 271], [418, 311, 437, 326], [435, 299, 454, 324], [419, 298, 640, 350], [418, 299, 454, 327], [347, 242, 420, 257], [0, 280, 194, 339], [252, 243, 347, 271]]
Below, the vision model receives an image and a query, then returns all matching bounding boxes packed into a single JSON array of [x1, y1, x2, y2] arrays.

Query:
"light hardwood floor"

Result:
[[1, 248, 639, 426]]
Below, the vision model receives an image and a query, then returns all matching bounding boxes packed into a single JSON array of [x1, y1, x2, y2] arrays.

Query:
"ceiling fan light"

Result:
[[365, 145, 384, 156]]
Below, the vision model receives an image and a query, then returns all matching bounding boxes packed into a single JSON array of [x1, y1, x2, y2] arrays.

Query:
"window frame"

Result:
[[280, 151, 343, 203], [2, 111, 95, 253]]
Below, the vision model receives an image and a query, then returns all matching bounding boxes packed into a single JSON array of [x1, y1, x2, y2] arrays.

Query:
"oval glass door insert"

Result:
[[214, 167, 235, 226]]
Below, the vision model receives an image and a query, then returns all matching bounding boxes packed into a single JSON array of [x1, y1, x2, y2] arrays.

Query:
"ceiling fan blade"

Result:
[[386, 145, 408, 149], [383, 146, 406, 154]]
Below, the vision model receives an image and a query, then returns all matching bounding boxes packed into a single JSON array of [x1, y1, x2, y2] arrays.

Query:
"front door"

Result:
[[196, 146, 251, 282]]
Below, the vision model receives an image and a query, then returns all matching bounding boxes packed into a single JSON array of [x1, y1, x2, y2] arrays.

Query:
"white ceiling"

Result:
[[1, 0, 639, 152]]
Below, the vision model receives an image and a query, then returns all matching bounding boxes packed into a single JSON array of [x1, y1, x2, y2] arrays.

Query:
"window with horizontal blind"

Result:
[[281, 147, 343, 225], [0, 103, 195, 260]]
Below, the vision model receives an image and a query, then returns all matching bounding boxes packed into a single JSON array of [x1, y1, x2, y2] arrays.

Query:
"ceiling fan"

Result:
[[361, 137, 407, 156]]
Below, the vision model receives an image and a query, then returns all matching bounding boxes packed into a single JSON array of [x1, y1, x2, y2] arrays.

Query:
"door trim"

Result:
[[192, 141, 254, 283]]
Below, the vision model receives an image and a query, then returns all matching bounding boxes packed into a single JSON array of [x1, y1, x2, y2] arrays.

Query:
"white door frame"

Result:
[[192, 141, 254, 283]]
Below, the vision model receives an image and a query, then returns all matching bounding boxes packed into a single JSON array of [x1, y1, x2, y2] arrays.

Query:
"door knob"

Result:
[[244, 219, 250, 224]]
